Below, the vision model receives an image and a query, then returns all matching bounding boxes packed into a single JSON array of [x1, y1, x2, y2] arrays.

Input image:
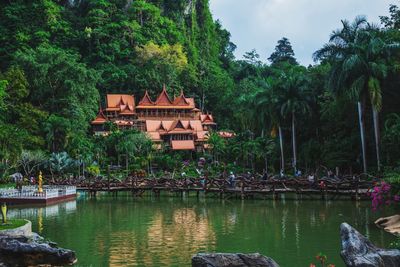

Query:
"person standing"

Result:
[[228, 172, 236, 188]]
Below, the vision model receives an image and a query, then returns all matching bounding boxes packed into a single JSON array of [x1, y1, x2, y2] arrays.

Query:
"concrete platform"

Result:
[[0, 186, 76, 206]]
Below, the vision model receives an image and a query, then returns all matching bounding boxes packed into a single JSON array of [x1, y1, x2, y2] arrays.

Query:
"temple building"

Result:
[[91, 86, 217, 151]]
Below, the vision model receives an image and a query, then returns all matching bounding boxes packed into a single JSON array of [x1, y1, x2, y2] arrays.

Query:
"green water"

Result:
[[8, 192, 397, 267]]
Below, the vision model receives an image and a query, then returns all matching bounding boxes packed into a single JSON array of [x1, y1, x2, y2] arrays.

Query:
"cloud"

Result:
[[210, 0, 394, 65]]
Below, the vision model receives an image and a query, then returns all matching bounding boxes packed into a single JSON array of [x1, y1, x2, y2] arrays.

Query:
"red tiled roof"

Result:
[[147, 132, 161, 141], [172, 90, 190, 106], [107, 94, 135, 109], [136, 105, 194, 109], [119, 104, 135, 115], [136, 89, 195, 109], [186, 98, 195, 108], [200, 114, 216, 125], [91, 108, 108, 125], [171, 140, 195, 150], [138, 90, 154, 106], [178, 120, 203, 131], [200, 114, 213, 122], [155, 85, 172, 106], [161, 120, 174, 130], [218, 131, 235, 138], [145, 120, 162, 131], [196, 131, 209, 140], [168, 120, 185, 131]]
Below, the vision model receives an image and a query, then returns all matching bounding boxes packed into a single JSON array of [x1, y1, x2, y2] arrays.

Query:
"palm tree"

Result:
[[48, 152, 75, 181], [207, 132, 226, 163], [314, 16, 400, 173], [278, 67, 311, 174], [255, 81, 286, 173]]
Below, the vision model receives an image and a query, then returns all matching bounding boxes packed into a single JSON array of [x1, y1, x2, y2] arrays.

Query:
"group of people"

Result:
[[180, 164, 343, 189], [10, 173, 36, 191]]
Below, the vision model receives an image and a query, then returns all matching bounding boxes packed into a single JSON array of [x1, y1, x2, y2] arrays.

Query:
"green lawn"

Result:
[[0, 219, 27, 230]]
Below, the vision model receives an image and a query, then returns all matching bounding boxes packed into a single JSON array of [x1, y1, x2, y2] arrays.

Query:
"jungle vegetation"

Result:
[[1, 0, 400, 179]]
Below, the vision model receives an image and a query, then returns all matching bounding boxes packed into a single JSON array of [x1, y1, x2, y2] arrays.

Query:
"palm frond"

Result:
[[348, 75, 366, 101], [368, 77, 382, 111]]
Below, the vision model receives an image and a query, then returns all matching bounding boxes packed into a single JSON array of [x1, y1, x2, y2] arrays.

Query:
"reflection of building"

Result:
[[92, 86, 217, 151], [7, 200, 77, 219], [145, 209, 216, 266], [103, 208, 216, 267]]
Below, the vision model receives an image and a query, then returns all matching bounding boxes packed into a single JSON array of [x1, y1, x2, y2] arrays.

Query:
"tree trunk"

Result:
[[372, 108, 381, 172], [261, 129, 268, 174], [82, 161, 85, 179], [264, 155, 268, 175], [126, 153, 129, 174], [357, 101, 367, 173], [292, 111, 297, 175], [279, 126, 284, 173]]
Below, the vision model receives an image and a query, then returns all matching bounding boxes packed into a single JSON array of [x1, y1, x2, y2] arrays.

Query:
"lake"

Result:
[[8, 192, 397, 267]]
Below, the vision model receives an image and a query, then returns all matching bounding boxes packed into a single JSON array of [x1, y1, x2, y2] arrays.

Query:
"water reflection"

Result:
[[8, 200, 77, 233], [8, 200, 77, 219], [7, 195, 396, 267], [141, 209, 216, 266]]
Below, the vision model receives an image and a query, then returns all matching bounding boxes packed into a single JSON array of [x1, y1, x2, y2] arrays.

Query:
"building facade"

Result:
[[91, 86, 216, 151]]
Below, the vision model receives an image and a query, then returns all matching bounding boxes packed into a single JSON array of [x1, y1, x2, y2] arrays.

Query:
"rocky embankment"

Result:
[[375, 215, 400, 236], [0, 220, 76, 266], [340, 222, 400, 267], [192, 253, 279, 267], [191, 223, 400, 267]]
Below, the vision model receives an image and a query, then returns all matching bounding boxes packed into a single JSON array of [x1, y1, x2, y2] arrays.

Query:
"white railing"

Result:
[[0, 186, 76, 199]]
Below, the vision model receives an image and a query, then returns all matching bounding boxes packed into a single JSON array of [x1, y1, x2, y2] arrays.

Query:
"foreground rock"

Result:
[[0, 234, 77, 266], [375, 215, 400, 236], [340, 222, 400, 267], [192, 253, 279, 267]]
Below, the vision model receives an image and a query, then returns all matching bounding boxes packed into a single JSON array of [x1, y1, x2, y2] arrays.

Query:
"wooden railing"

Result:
[[48, 175, 377, 198]]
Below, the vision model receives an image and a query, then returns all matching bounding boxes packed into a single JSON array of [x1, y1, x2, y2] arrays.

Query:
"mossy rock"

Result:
[[0, 219, 27, 231]]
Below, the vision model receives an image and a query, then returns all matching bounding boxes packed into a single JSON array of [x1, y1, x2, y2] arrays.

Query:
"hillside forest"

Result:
[[1, 0, 400, 179]]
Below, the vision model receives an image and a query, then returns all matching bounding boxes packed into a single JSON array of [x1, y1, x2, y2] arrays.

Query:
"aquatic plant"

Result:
[[310, 253, 335, 267]]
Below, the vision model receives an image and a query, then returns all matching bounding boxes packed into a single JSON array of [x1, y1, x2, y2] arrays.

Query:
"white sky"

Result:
[[210, 0, 395, 66]]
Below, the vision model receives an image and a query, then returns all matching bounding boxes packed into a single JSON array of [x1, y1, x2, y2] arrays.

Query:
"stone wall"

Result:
[[0, 220, 32, 237]]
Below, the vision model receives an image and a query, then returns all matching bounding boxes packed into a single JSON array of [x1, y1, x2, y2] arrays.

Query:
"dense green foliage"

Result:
[[1, 0, 400, 178]]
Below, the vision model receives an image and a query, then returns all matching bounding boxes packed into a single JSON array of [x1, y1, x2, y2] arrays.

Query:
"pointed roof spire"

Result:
[[118, 96, 125, 106], [155, 84, 172, 105], [173, 89, 190, 106], [91, 104, 108, 125], [138, 90, 154, 106], [157, 121, 167, 131], [169, 120, 186, 131]]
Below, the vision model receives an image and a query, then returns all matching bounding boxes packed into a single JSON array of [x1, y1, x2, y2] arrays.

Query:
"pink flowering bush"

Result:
[[369, 181, 400, 210]]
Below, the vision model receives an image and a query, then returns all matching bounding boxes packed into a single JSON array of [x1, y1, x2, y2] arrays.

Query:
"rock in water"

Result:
[[192, 253, 280, 267], [340, 222, 400, 267], [375, 215, 400, 236], [0, 235, 77, 266]]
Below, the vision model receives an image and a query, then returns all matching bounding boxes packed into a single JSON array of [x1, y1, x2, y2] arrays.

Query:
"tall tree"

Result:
[[278, 67, 311, 174], [15, 44, 99, 152], [268, 37, 298, 66], [255, 81, 286, 173], [314, 16, 400, 172]]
